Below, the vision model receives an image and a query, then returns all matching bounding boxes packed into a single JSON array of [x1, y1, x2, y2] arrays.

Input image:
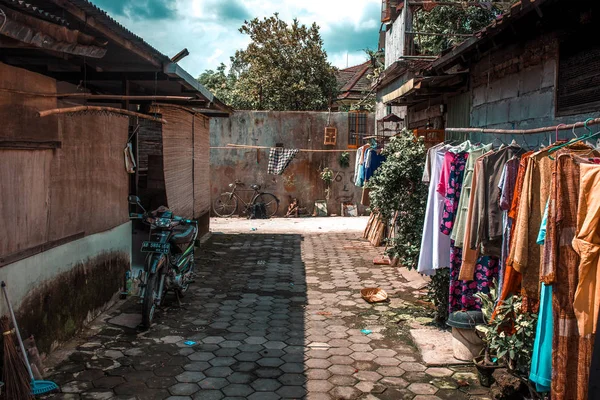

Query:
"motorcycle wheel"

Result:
[[142, 272, 160, 328]]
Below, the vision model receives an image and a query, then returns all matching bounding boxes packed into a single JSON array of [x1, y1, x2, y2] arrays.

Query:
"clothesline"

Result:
[[445, 117, 600, 135], [209, 144, 350, 153]]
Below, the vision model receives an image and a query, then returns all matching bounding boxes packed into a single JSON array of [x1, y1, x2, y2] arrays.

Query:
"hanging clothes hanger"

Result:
[[555, 123, 567, 143], [549, 118, 596, 159]]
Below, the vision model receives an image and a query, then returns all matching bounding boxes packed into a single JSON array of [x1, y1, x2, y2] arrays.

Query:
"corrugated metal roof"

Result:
[[65, 0, 170, 63], [1, 0, 69, 25]]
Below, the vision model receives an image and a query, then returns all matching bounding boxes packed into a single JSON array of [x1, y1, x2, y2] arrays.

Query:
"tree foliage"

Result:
[[198, 14, 338, 111], [367, 130, 428, 269], [414, 1, 518, 55]]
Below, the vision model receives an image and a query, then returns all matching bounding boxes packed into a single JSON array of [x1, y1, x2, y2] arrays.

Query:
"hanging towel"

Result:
[[268, 148, 299, 175]]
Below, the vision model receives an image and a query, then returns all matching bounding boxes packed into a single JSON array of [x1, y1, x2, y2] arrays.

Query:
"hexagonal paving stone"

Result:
[[350, 352, 376, 361], [329, 375, 358, 386], [263, 341, 287, 350], [408, 383, 439, 395], [381, 376, 410, 388], [279, 373, 306, 386], [204, 366, 233, 378], [193, 389, 224, 400], [219, 340, 242, 348], [251, 378, 283, 391], [244, 336, 267, 345], [214, 348, 240, 358], [349, 344, 372, 352], [331, 355, 356, 365], [426, 367, 454, 377], [375, 357, 401, 366], [328, 364, 356, 375], [146, 376, 177, 389], [279, 362, 303, 373], [277, 385, 307, 398], [169, 382, 200, 396], [400, 362, 427, 372], [306, 358, 332, 369], [354, 370, 382, 382], [198, 377, 229, 390], [248, 393, 281, 400], [203, 336, 225, 344], [257, 357, 284, 368], [235, 352, 262, 362], [330, 386, 361, 400], [92, 376, 124, 389], [209, 357, 236, 367], [222, 383, 255, 397], [328, 347, 353, 356], [184, 362, 211, 372], [188, 352, 216, 362], [307, 380, 334, 392], [377, 366, 405, 377], [372, 349, 397, 358]]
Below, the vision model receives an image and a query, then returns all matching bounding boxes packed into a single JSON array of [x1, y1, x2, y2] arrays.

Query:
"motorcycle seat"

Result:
[[170, 225, 195, 245]]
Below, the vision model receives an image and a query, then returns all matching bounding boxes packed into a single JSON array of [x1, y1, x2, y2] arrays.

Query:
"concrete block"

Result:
[[410, 328, 469, 366], [472, 85, 487, 107], [527, 90, 554, 120], [487, 101, 510, 125], [499, 75, 519, 100], [471, 105, 487, 127], [541, 58, 556, 89], [521, 66, 544, 94]]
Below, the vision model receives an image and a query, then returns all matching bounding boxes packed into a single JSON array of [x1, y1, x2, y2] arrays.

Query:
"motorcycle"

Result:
[[128, 195, 198, 328]]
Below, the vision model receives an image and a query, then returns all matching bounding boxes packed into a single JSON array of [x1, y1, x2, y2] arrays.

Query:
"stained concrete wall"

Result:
[[465, 34, 599, 144], [210, 111, 375, 216], [0, 223, 131, 352]]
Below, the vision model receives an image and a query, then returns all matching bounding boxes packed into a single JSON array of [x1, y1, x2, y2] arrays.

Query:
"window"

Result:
[[348, 111, 368, 149], [381, 0, 399, 23], [557, 34, 600, 116]]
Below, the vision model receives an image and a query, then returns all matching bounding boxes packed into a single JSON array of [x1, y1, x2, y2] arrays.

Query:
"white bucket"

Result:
[[452, 326, 484, 361]]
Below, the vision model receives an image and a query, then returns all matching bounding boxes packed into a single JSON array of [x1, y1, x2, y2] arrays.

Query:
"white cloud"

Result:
[[92, 0, 380, 76]]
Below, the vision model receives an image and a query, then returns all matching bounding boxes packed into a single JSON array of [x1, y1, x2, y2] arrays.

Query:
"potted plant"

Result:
[[475, 287, 539, 393], [473, 282, 502, 387]]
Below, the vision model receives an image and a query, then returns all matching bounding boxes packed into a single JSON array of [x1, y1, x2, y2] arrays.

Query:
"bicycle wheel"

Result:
[[253, 193, 279, 218], [213, 193, 238, 217]]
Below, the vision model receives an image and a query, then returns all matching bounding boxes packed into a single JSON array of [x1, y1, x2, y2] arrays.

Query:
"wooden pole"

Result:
[[38, 106, 167, 123], [445, 118, 600, 135], [0, 88, 194, 101]]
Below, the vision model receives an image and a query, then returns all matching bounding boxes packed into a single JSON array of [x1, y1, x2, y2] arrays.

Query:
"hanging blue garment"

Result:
[[529, 202, 552, 393], [529, 283, 553, 392]]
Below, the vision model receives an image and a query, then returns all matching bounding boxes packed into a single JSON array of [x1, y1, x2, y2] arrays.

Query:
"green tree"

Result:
[[367, 129, 428, 270], [414, 1, 517, 55], [197, 63, 238, 107], [198, 13, 338, 111]]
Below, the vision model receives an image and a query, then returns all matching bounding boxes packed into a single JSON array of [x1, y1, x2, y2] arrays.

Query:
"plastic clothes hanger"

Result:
[[549, 118, 596, 159]]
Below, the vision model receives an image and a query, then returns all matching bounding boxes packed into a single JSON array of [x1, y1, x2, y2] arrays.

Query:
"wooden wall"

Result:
[[148, 104, 211, 220], [0, 62, 130, 264]]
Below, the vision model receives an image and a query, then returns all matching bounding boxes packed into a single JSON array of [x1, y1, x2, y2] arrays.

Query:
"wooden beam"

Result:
[[38, 106, 167, 123], [0, 88, 196, 101], [0, 232, 85, 268], [0, 140, 62, 150], [49, 0, 164, 68]]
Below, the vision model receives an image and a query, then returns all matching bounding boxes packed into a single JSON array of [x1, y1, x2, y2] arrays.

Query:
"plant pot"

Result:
[[473, 355, 501, 387]]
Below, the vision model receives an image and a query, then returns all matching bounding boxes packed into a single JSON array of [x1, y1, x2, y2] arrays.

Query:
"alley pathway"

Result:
[[43, 221, 488, 400]]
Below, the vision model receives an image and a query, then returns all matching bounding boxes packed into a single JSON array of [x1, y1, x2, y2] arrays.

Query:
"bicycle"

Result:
[[213, 180, 280, 218]]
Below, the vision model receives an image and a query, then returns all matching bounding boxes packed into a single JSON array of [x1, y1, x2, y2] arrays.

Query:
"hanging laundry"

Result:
[[267, 147, 299, 175], [417, 143, 451, 276]]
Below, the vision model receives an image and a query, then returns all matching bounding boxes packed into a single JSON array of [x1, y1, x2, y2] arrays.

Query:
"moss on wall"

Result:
[[15, 251, 130, 353]]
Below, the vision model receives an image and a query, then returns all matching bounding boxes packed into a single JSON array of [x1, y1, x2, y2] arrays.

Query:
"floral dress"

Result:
[[440, 152, 468, 235], [446, 152, 499, 313]]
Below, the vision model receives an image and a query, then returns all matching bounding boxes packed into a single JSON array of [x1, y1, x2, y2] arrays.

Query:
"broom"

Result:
[[1, 316, 33, 400]]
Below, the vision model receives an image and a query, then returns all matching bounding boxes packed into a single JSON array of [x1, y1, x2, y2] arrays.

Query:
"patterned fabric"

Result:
[[548, 154, 592, 400], [440, 152, 468, 236], [449, 241, 499, 313], [267, 148, 299, 175]]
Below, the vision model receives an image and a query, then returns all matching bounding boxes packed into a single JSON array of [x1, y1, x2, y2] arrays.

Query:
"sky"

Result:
[[90, 0, 381, 77]]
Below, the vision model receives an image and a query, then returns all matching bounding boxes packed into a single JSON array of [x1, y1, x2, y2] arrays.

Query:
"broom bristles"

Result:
[[1, 316, 33, 400]]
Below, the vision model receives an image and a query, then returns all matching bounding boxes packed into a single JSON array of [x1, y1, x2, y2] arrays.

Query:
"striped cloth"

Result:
[[267, 148, 299, 175]]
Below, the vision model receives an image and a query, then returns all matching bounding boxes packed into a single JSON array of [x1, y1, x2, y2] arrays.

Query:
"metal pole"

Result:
[[445, 118, 600, 135]]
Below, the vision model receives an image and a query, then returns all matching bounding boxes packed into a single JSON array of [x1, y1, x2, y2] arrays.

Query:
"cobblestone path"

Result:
[[43, 232, 488, 400]]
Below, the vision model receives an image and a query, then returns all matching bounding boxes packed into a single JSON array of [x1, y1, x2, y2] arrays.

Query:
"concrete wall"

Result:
[[210, 111, 375, 216], [0, 223, 131, 353], [466, 33, 599, 143]]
